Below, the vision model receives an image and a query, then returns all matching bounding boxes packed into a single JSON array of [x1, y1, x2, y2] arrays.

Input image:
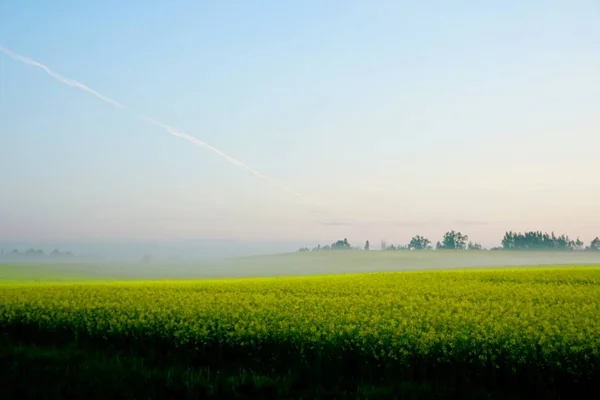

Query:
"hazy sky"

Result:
[[1, 0, 599, 247]]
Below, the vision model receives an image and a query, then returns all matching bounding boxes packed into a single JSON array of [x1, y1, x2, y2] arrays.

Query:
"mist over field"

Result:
[[2, 249, 600, 282], [0, 239, 310, 261]]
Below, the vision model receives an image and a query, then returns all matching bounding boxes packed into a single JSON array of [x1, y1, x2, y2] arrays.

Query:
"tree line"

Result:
[[0, 248, 75, 259], [299, 231, 600, 252]]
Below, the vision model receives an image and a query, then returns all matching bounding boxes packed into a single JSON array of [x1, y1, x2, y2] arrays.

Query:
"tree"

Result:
[[408, 235, 431, 250], [468, 241, 482, 250], [588, 237, 600, 251], [364, 240, 370, 251], [438, 231, 468, 250], [331, 238, 351, 250], [381, 240, 387, 251], [24, 248, 45, 257], [501, 231, 577, 251]]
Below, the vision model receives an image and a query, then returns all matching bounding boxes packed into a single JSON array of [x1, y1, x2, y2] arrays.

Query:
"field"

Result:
[[3, 249, 600, 281], [2, 257, 600, 399]]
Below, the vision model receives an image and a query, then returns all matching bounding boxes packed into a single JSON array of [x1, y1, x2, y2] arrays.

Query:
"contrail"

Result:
[[0, 43, 323, 211], [0, 45, 126, 109], [138, 115, 311, 201]]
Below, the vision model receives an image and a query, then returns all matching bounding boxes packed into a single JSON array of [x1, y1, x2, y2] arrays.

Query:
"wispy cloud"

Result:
[[319, 220, 355, 226], [450, 220, 490, 226], [390, 220, 435, 228]]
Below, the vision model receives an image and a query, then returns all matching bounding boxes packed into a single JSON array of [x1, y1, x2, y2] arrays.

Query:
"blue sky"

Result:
[[1, 0, 599, 247]]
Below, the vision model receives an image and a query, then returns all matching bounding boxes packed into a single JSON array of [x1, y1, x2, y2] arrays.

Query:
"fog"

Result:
[[0, 239, 311, 262], [2, 248, 599, 282]]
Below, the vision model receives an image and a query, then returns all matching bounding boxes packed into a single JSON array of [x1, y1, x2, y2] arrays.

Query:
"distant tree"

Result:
[[587, 237, 600, 251], [438, 231, 468, 250], [501, 231, 577, 251], [467, 241, 483, 250], [10, 249, 20, 255], [23, 248, 46, 257], [574, 238, 584, 251], [364, 240, 370, 251], [331, 238, 351, 250], [380, 240, 387, 251], [298, 247, 310, 252], [408, 235, 431, 250], [51, 249, 62, 257]]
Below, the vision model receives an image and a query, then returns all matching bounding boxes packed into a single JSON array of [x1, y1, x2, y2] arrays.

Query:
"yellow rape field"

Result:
[[1, 266, 600, 394]]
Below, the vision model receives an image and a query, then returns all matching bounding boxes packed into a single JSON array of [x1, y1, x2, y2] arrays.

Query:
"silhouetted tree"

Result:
[[300, 231, 595, 254], [438, 231, 468, 250], [587, 237, 600, 251], [408, 235, 431, 250], [468, 241, 483, 250], [23, 248, 45, 257], [331, 238, 351, 250], [501, 231, 577, 250]]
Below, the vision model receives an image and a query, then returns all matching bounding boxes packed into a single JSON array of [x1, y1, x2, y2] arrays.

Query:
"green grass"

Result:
[[0, 263, 102, 282], [1, 265, 600, 398]]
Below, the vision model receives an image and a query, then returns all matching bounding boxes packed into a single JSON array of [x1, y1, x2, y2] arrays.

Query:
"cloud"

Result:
[[319, 219, 432, 227], [316, 218, 492, 228], [319, 220, 355, 226], [390, 221, 435, 227], [450, 220, 490, 226]]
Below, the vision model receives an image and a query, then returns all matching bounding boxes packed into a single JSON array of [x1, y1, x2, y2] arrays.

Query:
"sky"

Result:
[[1, 0, 599, 249]]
